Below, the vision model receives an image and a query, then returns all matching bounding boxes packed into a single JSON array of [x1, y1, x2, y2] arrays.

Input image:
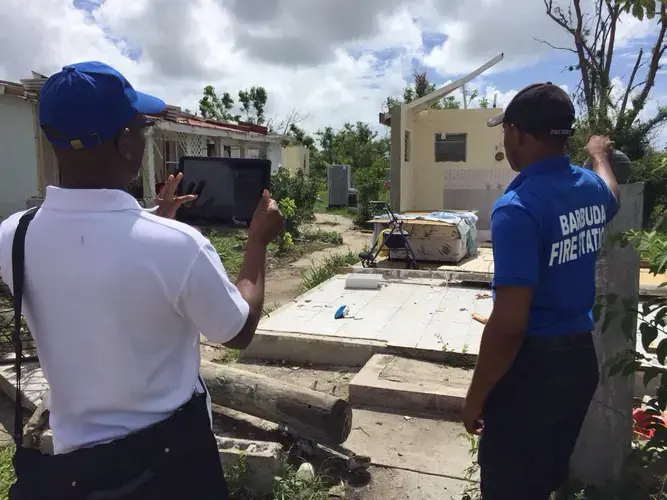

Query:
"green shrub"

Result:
[[270, 168, 319, 233], [355, 165, 388, 224], [628, 150, 667, 229], [277, 198, 297, 252]]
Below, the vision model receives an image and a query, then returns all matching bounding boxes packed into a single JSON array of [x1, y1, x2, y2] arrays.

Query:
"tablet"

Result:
[[176, 156, 271, 225]]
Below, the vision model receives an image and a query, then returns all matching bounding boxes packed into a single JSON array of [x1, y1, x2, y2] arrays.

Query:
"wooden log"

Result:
[[200, 360, 352, 445]]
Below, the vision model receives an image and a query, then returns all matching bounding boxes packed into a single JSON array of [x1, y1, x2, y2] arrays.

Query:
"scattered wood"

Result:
[[200, 360, 352, 445], [472, 313, 488, 325]]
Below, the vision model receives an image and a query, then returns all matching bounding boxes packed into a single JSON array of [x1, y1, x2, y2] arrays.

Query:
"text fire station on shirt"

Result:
[[549, 204, 608, 267]]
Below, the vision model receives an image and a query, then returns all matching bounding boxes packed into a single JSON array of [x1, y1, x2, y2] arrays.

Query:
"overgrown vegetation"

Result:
[[0, 445, 14, 500], [270, 168, 319, 234], [300, 229, 343, 245], [224, 453, 330, 500], [213, 348, 240, 365], [300, 252, 360, 291]]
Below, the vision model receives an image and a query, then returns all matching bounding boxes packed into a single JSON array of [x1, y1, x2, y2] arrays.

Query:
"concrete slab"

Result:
[[344, 409, 473, 482], [253, 276, 492, 366], [240, 330, 386, 366], [0, 358, 47, 411], [349, 355, 472, 419]]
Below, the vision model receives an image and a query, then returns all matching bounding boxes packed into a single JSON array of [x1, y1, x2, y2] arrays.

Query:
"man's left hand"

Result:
[[462, 400, 484, 435], [154, 173, 198, 219]]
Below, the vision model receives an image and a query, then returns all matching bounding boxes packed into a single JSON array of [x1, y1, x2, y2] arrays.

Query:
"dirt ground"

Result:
[[263, 213, 371, 308], [202, 349, 474, 500]]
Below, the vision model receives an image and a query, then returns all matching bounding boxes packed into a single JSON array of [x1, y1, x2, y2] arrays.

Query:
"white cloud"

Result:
[[0, 0, 660, 138]]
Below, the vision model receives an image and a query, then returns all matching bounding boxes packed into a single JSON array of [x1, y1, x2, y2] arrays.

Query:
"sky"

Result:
[[0, 0, 665, 144]]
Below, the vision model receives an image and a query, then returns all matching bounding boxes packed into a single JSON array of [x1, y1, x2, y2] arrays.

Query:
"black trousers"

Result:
[[478, 332, 599, 500], [10, 392, 228, 500]]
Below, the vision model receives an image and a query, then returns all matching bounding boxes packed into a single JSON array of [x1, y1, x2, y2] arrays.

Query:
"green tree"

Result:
[[442, 95, 462, 109], [386, 71, 462, 111], [542, 0, 667, 158], [237, 86, 268, 125], [309, 122, 390, 222], [198, 85, 270, 124], [198, 85, 237, 122], [284, 124, 315, 149]]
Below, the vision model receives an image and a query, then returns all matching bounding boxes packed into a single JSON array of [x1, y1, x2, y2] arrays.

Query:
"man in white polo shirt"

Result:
[[0, 61, 283, 499]]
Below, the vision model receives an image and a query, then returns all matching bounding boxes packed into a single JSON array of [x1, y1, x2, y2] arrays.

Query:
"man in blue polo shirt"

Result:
[[462, 83, 620, 499]]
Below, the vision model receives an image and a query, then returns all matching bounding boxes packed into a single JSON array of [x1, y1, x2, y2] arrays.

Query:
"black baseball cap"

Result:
[[487, 82, 575, 136]]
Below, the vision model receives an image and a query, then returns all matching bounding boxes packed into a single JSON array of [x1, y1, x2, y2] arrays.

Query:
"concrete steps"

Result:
[[349, 354, 472, 419]]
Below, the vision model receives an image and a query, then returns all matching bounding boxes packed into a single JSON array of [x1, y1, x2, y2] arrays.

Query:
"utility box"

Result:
[[327, 164, 351, 207]]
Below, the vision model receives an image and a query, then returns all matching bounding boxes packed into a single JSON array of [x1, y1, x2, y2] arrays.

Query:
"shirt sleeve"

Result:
[[491, 204, 541, 289], [178, 241, 250, 343]]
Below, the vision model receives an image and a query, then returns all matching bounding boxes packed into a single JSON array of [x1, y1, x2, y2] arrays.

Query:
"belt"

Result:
[[523, 331, 593, 350]]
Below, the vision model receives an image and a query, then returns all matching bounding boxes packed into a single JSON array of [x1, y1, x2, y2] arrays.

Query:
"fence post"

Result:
[[570, 182, 645, 485]]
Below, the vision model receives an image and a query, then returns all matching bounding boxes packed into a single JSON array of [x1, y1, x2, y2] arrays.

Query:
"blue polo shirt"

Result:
[[491, 155, 617, 336]]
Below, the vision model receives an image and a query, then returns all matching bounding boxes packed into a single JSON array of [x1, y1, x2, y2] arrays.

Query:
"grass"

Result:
[[213, 348, 240, 364], [206, 227, 346, 282], [0, 445, 13, 499], [313, 188, 356, 218], [225, 453, 330, 500], [301, 252, 360, 291], [207, 229, 247, 279], [299, 229, 343, 245]]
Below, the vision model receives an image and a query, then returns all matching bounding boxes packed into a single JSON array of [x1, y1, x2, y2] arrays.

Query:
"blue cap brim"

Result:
[[135, 91, 166, 115]]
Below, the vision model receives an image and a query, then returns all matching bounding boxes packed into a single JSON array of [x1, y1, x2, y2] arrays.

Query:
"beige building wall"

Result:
[[400, 108, 515, 232], [399, 111, 415, 212], [281, 145, 310, 175]]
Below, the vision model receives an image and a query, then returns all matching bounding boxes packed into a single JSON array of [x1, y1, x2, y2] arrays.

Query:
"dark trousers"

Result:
[[10, 392, 228, 500], [478, 332, 599, 500]]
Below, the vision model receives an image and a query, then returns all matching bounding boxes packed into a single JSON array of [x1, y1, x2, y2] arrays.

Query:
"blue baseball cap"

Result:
[[38, 61, 166, 150]]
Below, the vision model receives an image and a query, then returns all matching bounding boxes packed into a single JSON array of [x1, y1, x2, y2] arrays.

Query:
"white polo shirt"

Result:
[[0, 186, 249, 454]]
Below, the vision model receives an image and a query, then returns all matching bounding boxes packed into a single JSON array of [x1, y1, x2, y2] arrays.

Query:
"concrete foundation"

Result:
[[240, 330, 386, 366], [349, 354, 472, 419], [248, 276, 493, 366]]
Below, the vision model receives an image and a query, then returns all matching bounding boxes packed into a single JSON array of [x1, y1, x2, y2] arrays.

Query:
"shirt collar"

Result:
[[506, 155, 571, 193], [41, 186, 144, 212]]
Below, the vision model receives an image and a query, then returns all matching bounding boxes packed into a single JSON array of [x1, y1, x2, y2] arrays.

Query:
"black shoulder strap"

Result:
[[11, 208, 38, 448]]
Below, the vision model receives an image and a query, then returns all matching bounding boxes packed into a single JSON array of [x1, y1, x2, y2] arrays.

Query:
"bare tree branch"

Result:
[[623, 1, 667, 128], [572, 0, 595, 115], [534, 37, 576, 52], [265, 109, 310, 136], [603, 0, 619, 76], [615, 50, 643, 133]]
